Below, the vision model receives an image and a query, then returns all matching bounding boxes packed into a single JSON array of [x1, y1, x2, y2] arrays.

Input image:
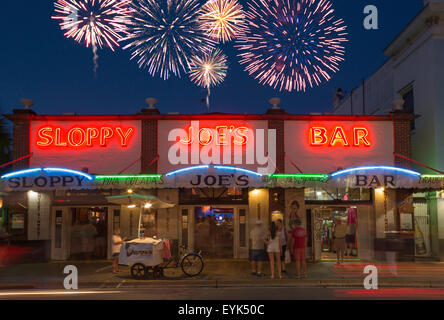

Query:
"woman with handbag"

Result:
[[265, 222, 282, 279]]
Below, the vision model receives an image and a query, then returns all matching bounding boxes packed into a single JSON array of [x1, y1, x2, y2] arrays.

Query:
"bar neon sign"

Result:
[[36, 126, 135, 148], [310, 126, 371, 147], [331, 166, 421, 178]]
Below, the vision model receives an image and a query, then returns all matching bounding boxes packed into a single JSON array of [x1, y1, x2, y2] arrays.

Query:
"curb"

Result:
[[2, 279, 444, 290]]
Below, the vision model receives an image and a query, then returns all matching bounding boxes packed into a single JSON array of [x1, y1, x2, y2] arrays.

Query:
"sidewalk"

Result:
[[1, 259, 444, 289]]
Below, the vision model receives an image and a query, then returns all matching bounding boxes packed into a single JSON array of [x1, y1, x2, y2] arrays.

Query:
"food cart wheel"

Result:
[[130, 263, 147, 280], [181, 253, 204, 277]]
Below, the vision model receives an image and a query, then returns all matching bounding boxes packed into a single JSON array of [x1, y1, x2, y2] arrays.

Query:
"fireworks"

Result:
[[123, 0, 215, 80], [52, 0, 132, 51], [52, 0, 132, 75], [189, 48, 228, 112], [189, 48, 228, 88], [198, 0, 245, 43], [236, 0, 348, 92]]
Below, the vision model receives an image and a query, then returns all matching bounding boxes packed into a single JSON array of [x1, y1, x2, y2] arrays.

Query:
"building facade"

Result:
[[1, 106, 443, 263]]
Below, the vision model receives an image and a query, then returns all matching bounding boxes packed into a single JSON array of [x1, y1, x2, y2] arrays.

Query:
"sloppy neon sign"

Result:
[[36, 126, 135, 148], [180, 125, 249, 146], [309, 126, 371, 147]]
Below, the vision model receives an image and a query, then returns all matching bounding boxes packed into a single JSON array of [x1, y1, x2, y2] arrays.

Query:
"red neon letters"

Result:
[[37, 126, 135, 148], [180, 125, 249, 146], [310, 126, 371, 147]]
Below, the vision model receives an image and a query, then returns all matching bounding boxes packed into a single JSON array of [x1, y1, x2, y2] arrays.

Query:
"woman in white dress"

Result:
[[265, 222, 282, 279]]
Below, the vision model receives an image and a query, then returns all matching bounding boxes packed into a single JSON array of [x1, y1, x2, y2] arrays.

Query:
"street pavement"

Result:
[[1, 259, 444, 291]]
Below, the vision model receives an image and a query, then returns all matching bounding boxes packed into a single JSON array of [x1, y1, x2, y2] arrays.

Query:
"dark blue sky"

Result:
[[0, 0, 424, 116]]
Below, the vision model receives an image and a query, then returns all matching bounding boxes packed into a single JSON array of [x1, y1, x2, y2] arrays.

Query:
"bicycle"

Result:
[[129, 244, 204, 279]]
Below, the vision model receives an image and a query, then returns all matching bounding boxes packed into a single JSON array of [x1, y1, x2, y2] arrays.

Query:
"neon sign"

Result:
[[331, 166, 421, 177], [164, 165, 263, 188], [1, 167, 93, 181], [36, 126, 135, 148], [1, 167, 94, 190], [180, 125, 249, 146], [310, 126, 371, 147]]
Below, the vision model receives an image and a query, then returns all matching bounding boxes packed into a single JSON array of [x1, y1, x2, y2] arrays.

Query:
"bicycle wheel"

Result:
[[130, 263, 146, 280], [181, 253, 204, 277]]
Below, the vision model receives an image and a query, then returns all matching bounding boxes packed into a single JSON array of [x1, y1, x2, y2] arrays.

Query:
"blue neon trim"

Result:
[[1, 168, 43, 179], [331, 166, 421, 178], [165, 165, 210, 177], [213, 165, 262, 177], [43, 168, 94, 181]]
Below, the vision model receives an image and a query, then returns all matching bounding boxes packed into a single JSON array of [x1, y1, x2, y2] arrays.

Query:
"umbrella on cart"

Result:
[[105, 193, 175, 238]]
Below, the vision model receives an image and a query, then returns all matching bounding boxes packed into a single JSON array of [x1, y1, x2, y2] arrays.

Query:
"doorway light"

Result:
[[251, 189, 260, 196]]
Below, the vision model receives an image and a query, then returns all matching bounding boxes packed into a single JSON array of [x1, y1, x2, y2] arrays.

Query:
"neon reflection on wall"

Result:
[[310, 126, 371, 147], [36, 126, 135, 148]]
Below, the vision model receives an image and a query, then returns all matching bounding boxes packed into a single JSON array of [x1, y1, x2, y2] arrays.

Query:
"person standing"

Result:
[[291, 219, 307, 279], [265, 222, 282, 279], [112, 228, 126, 274], [249, 220, 266, 277], [276, 219, 288, 274], [333, 218, 348, 265], [289, 201, 301, 229], [346, 207, 357, 256]]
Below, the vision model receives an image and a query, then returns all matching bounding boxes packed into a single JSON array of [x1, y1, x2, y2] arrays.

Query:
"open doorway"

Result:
[[313, 206, 359, 262], [194, 206, 234, 258], [69, 207, 108, 260]]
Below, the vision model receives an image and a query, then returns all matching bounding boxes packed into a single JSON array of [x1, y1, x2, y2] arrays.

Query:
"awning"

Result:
[[0, 165, 443, 191]]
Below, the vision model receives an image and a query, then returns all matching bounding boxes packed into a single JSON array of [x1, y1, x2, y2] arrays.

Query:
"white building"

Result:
[[332, 0, 444, 260]]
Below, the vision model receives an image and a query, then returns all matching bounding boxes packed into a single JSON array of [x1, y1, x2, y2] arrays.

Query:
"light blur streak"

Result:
[[334, 288, 444, 298], [92, 43, 99, 76], [0, 291, 121, 296], [236, 0, 348, 92], [198, 0, 245, 43], [122, 0, 215, 80]]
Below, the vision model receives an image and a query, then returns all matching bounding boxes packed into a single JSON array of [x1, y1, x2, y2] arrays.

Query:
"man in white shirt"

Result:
[[112, 228, 126, 274], [249, 220, 266, 277]]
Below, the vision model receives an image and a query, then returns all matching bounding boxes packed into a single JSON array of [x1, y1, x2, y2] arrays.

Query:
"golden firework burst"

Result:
[[199, 0, 245, 43]]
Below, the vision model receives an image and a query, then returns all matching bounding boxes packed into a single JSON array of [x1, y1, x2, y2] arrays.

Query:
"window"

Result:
[[55, 210, 63, 249], [182, 209, 188, 247], [239, 209, 246, 247], [0, 208, 7, 234], [179, 188, 248, 205], [113, 209, 120, 232], [305, 188, 372, 204]]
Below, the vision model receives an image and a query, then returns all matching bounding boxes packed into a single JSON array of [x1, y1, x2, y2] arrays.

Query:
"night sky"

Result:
[[0, 0, 423, 116]]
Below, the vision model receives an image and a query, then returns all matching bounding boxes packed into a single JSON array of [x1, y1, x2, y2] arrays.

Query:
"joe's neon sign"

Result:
[[36, 126, 135, 148], [167, 121, 277, 175], [309, 126, 371, 147], [180, 125, 249, 146]]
